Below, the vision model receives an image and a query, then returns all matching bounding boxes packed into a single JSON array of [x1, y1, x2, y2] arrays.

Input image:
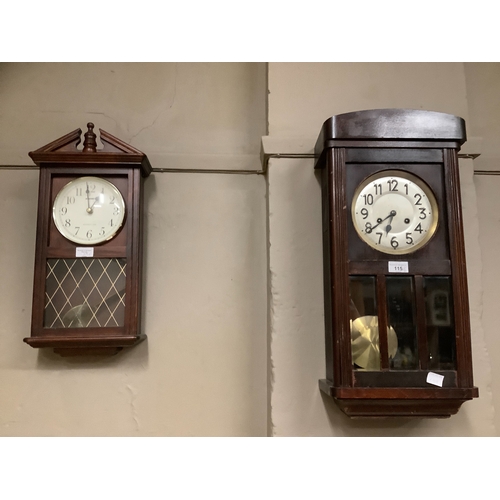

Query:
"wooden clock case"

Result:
[[315, 109, 478, 417], [25, 123, 152, 356]]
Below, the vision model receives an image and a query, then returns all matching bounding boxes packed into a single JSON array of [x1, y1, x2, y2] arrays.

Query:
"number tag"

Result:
[[426, 372, 444, 387], [388, 261, 409, 273], [76, 247, 94, 258]]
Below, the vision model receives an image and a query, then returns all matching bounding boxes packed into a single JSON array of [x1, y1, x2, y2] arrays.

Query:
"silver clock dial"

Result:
[[352, 170, 438, 255], [52, 176, 126, 245]]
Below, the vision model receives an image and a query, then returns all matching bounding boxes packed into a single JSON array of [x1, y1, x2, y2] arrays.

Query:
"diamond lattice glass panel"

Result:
[[44, 258, 126, 328]]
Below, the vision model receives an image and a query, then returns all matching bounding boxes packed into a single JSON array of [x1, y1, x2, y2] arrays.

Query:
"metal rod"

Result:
[[0, 165, 38, 170], [1, 154, 488, 176], [151, 168, 264, 175], [0, 165, 265, 174], [474, 170, 500, 176]]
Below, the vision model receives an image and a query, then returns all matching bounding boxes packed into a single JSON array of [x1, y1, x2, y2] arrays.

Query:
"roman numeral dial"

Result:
[[52, 176, 126, 245]]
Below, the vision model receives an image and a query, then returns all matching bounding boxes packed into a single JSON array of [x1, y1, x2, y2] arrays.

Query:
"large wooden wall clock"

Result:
[[314, 109, 478, 417], [25, 123, 152, 355]]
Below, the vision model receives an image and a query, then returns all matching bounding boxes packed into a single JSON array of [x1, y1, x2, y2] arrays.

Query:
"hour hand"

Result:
[[86, 196, 99, 215], [90, 195, 99, 210], [384, 211, 396, 235]]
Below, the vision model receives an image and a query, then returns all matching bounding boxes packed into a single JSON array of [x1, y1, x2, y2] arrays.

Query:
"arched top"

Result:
[[315, 108, 466, 155]]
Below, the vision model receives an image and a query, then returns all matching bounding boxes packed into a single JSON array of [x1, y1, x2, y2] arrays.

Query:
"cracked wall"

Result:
[[0, 62, 268, 437], [2, 62, 499, 437]]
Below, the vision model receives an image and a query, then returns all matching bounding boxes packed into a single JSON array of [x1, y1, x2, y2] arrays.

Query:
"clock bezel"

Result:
[[351, 169, 439, 255], [52, 175, 126, 245]]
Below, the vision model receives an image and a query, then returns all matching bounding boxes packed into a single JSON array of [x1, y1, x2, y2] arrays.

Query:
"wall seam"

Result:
[[265, 165, 275, 437]]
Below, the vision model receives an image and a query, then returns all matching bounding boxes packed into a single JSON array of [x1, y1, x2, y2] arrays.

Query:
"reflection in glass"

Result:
[[350, 276, 377, 319], [424, 277, 456, 370], [349, 276, 389, 371], [386, 276, 418, 369]]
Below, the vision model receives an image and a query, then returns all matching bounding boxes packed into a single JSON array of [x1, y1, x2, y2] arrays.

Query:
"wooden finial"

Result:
[[82, 122, 97, 153]]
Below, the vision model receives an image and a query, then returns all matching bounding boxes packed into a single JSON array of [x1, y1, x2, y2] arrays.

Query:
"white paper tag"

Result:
[[426, 372, 444, 387], [388, 261, 409, 273], [76, 247, 94, 258]]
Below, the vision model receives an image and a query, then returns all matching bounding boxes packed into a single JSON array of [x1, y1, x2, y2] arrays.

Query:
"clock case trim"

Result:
[[25, 125, 151, 355], [314, 109, 478, 417], [28, 126, 152, 177], [314, 108, 467, 155]]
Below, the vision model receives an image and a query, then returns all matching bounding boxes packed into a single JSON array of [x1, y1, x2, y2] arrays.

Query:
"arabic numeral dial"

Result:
[[352, 171, 438, 255]]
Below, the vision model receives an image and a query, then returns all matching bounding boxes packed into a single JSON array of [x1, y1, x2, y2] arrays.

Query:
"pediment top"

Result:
[[29, 123, 152, 176]]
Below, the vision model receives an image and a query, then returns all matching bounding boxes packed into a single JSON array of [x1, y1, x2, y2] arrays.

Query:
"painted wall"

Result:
[[1, 62, 499, 437], [465, 63, 500, 434], [267, 62, 498, 436], [0, 63, 268, 436], [267, 62, 469, 137]]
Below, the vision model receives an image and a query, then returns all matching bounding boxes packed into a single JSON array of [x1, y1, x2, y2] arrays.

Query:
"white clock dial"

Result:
[[352, 170, 438, 255], [52, 176, 126, 245]]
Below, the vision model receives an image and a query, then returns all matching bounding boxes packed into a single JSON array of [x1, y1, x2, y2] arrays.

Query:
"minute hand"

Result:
[[366, 210, 396, 233]]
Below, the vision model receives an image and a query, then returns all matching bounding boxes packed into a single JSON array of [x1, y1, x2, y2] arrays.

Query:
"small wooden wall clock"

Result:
[[25, 123, 152, 355], [314, 109, 478, 417]]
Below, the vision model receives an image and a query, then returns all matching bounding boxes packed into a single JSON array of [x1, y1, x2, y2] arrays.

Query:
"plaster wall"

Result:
[[465, 63, 500, 434], [267, 62, 496, 435], [2, 62, 498, 437], [0, 63, 268, 436], [268, 62, 469, 137], [464, 63, 500, 172], [475, 174, 500, 434]]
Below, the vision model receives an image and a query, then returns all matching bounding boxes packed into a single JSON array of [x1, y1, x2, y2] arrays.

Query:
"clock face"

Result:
[[351, 170, 438, 255], [52, 176, 126, 245]]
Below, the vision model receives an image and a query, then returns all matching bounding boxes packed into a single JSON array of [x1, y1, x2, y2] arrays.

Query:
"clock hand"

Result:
[[385, 212, 396, 235], [90, 195, 100, 210], [86, 183, 92, 213], [365, 210, 396, 233]]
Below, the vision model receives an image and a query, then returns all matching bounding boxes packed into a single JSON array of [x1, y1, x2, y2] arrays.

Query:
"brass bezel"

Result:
[[351, 169, 439, 255], [52, 176, 126, 245]]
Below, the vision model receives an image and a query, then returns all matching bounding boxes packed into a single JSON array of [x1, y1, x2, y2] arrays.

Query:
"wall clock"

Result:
[[24, 123, 152, 355], [314, 109, 478, 417]]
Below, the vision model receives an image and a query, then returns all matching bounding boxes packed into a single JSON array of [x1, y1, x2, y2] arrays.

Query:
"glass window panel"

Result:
[[386, 276, 418, 370], [350, 276, 377, 318], [44, 258, 126, 328], [424, 277, 456, 370], [349, 276, 380, 371]]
